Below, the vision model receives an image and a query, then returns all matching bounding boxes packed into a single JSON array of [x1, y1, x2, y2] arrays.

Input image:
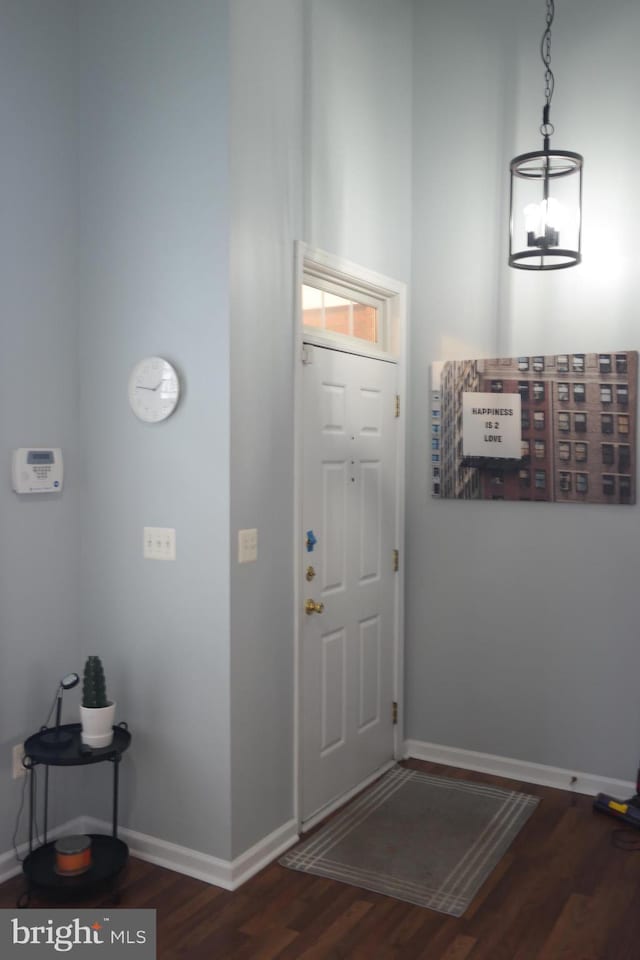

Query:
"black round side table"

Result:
[[18, 722, 131, 906]]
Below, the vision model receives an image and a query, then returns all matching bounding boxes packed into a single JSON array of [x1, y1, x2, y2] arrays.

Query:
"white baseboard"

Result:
[[1, 813, 298, 893], [0, 817, 86, 886], [229, 819, 299, 888], [81, 816, 299, 891], [404, 739, 635, 798]]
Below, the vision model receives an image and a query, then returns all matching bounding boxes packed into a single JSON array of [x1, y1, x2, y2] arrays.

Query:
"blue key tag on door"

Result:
[[306, 530, 317, 552]]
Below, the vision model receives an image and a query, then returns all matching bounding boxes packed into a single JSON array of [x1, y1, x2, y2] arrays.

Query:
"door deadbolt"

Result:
[[306, 566, 316, 582]]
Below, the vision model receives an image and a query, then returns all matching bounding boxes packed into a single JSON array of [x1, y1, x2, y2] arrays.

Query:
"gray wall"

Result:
[[228, 0, 304, 857], [76, 0, 233, 857], [407, 0, 640, 781], [306, 0, 414, 282], [0, 0, 82, 854]]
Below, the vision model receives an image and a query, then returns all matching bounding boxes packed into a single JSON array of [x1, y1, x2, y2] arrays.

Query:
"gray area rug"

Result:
[[281, 765, 539, 916]]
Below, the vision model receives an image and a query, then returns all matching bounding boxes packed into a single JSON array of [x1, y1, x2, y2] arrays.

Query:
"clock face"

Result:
[[128, 357, 180, 423]]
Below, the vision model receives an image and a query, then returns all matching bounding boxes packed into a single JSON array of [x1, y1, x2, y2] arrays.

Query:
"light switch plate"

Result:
[[238, 528, 258, 563], [144, 527, 176, 561]]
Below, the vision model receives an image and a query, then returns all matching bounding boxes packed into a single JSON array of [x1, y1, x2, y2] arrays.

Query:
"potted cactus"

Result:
[[79, 656, 116, 748]]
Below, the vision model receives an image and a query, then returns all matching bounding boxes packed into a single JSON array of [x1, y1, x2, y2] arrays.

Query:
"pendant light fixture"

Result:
[[509, 0, 583, 270]]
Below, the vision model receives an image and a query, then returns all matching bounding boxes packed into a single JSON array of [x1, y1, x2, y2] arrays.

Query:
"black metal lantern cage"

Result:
[[509, 146, 583, 270]]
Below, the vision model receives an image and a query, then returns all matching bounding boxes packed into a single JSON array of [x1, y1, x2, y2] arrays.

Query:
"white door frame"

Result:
[[292, 241, 407, 830]]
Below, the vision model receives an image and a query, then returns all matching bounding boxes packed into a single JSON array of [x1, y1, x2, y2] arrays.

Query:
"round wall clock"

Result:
[[128, 356, 181, 423]]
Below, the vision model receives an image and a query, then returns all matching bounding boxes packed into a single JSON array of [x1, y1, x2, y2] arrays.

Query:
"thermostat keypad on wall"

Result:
[[12, 448, 63, 494]]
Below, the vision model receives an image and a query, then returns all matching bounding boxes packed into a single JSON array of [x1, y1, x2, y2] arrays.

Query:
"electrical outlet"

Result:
[[12, 743, 25, 780]]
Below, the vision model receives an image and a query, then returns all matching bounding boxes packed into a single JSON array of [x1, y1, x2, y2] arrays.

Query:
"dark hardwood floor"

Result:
[[2, 758, 639, 959]]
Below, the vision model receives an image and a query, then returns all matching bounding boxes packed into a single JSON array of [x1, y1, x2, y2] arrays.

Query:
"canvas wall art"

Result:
[[431, 351, 637, 504]]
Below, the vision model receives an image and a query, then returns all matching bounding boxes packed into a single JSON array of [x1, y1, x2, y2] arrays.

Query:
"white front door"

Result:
[[300, 343, 399, 824]]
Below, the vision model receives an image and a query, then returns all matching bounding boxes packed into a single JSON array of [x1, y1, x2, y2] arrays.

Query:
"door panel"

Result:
[[359, 461, 382, 581], [322, 462, 347, 592], [358, 616, 381, 730], [301, 344, 398, 823], [321, 629, 346, 754]]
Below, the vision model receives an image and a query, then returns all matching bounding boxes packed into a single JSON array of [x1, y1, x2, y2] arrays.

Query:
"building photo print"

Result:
[[431, 352, 637, 504]]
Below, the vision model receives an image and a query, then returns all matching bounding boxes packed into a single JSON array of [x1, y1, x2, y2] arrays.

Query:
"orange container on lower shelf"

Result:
[[54, 835, 92, 876]]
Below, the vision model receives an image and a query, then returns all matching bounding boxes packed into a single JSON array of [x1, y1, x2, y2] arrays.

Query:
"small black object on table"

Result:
[[18, 722, 131, 907]]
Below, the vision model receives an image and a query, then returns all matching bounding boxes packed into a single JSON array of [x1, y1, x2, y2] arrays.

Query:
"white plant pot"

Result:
[[80, 702, 116, 748]]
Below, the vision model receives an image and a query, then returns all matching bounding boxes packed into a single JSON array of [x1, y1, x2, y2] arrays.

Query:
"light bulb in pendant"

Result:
[[524, 197, 564, 248]]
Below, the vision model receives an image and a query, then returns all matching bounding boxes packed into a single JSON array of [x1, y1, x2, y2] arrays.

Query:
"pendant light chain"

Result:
[[540, 0, 555, 139], [542, 0, 555, 107]]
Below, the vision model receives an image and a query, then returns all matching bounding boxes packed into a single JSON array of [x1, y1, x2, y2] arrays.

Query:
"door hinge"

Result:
[[394, 394, 400, 418], [392, 701, 398, 725], [392, 549, 399, 573], [301, 344, 313, 365]]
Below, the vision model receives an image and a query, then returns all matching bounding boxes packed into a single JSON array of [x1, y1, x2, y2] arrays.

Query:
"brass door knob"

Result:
[[305, 599, 325, 615]]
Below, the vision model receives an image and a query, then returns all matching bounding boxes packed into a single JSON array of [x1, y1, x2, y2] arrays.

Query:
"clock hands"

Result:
[[136, 380, 163, 392]]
